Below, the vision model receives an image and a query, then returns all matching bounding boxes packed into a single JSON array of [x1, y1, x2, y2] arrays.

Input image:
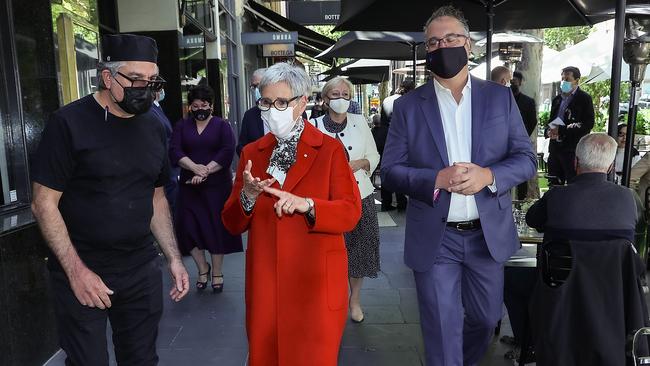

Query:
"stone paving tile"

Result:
[[358, 288, 401, 306], [398, 288, 421, 324], [385, 271, 416, 289], [338, 347, 423, 366]]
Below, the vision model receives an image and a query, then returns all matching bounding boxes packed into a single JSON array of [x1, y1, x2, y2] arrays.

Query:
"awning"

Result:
[[333, 0, 650, 32], [244, 1, 336, 64]]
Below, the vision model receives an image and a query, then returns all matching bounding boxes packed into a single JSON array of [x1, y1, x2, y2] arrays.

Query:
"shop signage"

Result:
[[287, 1, 341, 25], [262, 43, 295, 57], [242, 32, 299, 45], [179, 35, 205, 49]]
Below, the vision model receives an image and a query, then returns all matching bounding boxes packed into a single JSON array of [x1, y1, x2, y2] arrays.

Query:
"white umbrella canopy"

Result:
[[474, 32, 544, 47], [470, 56, 505, 79], [341, 59, 391, 70], [393, 63, 428, 75], [469, 46, 557, 81], [538, 28, 650, 84]]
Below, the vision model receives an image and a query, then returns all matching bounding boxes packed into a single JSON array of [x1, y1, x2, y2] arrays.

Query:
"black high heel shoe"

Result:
[[212, 274, 224, 293], [196, 264, 211, 290]]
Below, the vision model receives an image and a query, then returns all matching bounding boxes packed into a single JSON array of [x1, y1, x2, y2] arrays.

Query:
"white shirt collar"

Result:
[[433, 75, 472, 95]]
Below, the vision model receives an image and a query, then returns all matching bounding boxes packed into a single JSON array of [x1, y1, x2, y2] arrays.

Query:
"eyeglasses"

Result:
[[328, 91, 351, 100], [618, 132, 627, 137], [257, 95, 302, 111], [426, 33, 469, 50], [115, 72, 166, 92]]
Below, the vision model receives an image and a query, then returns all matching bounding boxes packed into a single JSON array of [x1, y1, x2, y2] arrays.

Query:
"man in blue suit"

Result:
[[381, 5, 536, 366]]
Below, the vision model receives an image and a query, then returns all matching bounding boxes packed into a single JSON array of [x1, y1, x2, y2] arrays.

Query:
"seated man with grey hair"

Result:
[[527, 133, 638, 242]]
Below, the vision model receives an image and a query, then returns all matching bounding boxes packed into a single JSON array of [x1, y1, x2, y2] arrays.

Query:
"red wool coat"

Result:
[[222, 121, 362, 366]]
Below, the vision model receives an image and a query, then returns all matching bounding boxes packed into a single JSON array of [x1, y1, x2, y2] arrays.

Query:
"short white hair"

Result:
[[97, 61, 125, 90], [259, 63, 310, 97], [575, 133, 617, 172], [321, 77, 354, 100], [251, 68, 266, 82]]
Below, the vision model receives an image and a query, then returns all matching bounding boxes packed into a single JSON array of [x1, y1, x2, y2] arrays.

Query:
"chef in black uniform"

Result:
[[31, 34, 189, 366]]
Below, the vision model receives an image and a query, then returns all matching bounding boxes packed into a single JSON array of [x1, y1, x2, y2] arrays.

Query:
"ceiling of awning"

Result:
[[245, 1, 336, 64]]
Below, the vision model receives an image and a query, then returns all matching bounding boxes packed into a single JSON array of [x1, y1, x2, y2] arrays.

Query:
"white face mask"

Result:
[[261, 107, 296, 139], [328, 99, 350, 114]]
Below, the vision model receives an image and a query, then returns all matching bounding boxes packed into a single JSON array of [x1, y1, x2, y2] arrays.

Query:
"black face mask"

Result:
[[425, 46, 468, 79], [511, 85, 520, 95], [116, 87, 154, 115], [191, 108, 212, 121]]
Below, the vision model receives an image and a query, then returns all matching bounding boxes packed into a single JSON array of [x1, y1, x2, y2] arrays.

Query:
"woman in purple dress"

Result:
[[170, 85, 242, 292]]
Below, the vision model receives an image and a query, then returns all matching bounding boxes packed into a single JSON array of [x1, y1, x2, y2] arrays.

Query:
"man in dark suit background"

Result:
[[511, 71, 538, 199], [152, 89, 179, 213], [237, 105, 265, 156], [545, 66, 595, 185], [512, 71, 538, 137], [237, 68, 267, 156]]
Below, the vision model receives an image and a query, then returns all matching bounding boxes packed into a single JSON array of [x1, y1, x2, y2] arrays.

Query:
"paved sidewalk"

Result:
[[45, 207, 520, 366]]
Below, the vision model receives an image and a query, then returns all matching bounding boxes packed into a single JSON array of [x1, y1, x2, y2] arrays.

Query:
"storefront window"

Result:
[[185, 0, 215, 30], [3, 0, 60, 211], [51, 0, 100, 104]]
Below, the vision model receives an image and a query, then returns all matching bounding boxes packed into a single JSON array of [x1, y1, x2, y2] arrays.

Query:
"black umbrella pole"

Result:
[[622, 82, 641, 187], [412, 44, 417, 82], [607, 0, 626, 182], [485, 1, 494, 80]]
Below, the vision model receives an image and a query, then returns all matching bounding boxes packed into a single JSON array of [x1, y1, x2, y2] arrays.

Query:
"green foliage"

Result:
[[51, 0, 99, 44], [543, 26, 593, 51], [636, 109, 650, 134], [307, 25, 346, 41], [580, 80, 630, 132], [538, 111, 550, 126]]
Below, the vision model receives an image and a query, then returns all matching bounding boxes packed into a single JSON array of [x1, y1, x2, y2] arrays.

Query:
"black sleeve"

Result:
[[31, 113, 75, 192], [526, 193, 548, 231], [524, 98, 538, 136], [154, 123, 171, 188]]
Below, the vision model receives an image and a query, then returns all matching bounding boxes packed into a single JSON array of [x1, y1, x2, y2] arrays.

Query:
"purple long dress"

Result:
[[170, 116, 243, 255]]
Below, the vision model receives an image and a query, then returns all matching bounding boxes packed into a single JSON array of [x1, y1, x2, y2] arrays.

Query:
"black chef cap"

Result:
[[101, 34, 158, 63]]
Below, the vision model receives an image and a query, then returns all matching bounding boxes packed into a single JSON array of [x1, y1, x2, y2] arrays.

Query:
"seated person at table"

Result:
[[525, 133, 647, 366], [527, 133, 638, 242]]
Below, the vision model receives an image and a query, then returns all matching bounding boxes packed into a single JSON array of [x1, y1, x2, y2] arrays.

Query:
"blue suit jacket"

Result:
[[381, 77, 537, 271], [237, 106, 265, 156]]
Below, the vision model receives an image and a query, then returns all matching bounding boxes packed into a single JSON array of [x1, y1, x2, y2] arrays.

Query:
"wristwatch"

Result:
[[304, 198, 315, 221], [240, 191, 256, 214]]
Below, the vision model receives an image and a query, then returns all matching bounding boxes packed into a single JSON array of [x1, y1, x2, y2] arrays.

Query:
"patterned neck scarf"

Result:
[[322, 114, 350, 161], [267, 118, 305, 186], [323, 113, 347, 134]]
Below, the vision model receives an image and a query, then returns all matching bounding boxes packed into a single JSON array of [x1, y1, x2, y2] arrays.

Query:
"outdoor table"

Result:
[[504, 219, 543, 366]]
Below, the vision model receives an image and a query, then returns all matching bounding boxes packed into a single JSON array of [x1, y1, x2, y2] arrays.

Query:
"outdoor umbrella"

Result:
[[321, 59, 391, 84], [316, 31, 426, 80], [333, 0, 648, 79]]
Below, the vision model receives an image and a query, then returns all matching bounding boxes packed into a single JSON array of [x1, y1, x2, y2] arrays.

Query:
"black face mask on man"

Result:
[[191, 108, 212, 121], [116, 87, 155, 115], [425, 45, 468, 79]]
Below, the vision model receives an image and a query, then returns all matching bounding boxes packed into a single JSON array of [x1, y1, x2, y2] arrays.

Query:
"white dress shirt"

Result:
[[433, 77, 480, 222]]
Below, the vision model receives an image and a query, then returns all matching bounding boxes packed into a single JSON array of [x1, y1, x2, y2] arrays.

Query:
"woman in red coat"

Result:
[[222, 63, 361, 365]]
